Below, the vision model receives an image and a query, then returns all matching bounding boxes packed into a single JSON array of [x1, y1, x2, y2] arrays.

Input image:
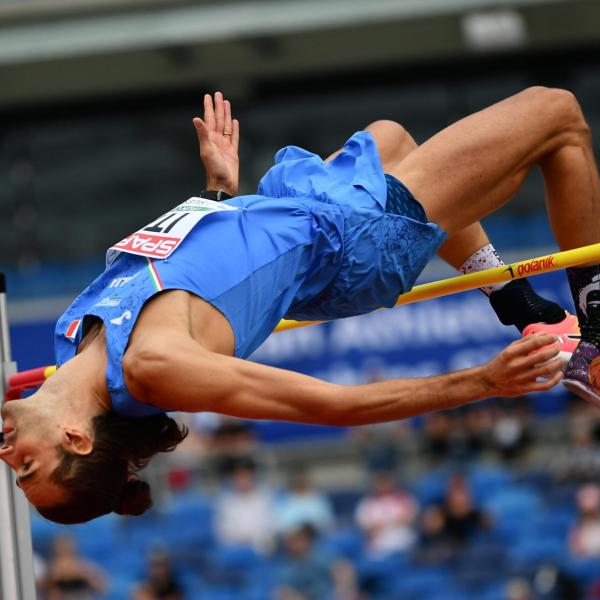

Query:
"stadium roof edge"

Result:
[[0, 0, 576, 65]]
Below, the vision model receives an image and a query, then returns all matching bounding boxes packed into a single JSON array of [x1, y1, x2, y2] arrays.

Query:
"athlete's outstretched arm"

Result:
[[123, 334, 563, 426], [193, 91, 240, 196]]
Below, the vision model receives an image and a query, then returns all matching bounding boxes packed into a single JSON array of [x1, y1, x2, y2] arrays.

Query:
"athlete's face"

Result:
[[0, 399, 69, 507]]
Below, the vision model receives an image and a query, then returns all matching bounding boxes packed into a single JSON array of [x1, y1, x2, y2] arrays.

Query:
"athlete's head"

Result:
[[40, 411, 188, 523], [0, 392, 188, 524]]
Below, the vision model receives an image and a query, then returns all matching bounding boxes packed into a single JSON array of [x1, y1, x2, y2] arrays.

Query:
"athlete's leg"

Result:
[[386, 86, 600, 399], [389, 86, 600, 248], [333, 119, 571, 334], [326, 120, 496, 266]]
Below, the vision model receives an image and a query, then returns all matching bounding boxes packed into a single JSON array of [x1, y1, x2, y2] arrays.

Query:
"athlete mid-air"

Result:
[[1, 88, 596, 524]]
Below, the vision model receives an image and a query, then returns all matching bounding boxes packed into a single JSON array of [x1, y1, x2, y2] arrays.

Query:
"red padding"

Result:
[[6, 366, 51, 401], [8, 367, 49, 389]]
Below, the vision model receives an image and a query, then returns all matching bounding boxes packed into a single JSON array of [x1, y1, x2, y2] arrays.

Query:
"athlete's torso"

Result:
[[55, 194, 344, 417], [54, 130, 444, 418]]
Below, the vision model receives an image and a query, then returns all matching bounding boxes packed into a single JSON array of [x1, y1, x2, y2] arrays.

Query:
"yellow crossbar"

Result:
[[275, 242, 600, 333]]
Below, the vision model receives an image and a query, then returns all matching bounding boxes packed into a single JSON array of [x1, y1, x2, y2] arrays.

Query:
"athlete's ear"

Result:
[[62, 429, 93, 456]]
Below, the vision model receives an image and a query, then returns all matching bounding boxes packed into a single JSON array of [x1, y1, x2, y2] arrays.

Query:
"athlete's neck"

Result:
[[51, 325, 112, 417]]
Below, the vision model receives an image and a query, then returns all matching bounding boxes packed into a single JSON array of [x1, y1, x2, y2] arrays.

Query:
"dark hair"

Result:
[[37, 412, 188, 524]]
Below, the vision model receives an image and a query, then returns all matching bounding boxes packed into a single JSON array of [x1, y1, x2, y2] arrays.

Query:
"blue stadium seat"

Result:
[[202, 543, 268, 591], [510, 536, 567, 568], [425, 588, 474, 600], [99, 550, 147, 581], [516, 470, 553, 493], [563, 556, 600, 586], [391, 566, 453, 600], [320, 525, 364, 561], [411, 469, 449, 506], [356, 553, 410, 598], [69, 514, 119, 560], [478, 581, 511, 600], [29, 515, 65, 558], [179, 571, 207, 599], [484, 486, 541, 520], [102, 573, 139, 600], [495, 513, 531, 545], [457, 539, 507, 589], [468, 465, 512, 504], [525, 508, 576, 540], [327, 489, 363, 520], [212, 544, 263, 571]]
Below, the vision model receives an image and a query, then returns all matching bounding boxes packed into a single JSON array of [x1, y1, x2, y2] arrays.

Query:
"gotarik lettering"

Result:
[[517, 256, 555, 277]]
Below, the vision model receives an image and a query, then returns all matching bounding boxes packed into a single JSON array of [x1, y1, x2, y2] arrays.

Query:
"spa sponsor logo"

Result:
[[112, 233, 180, 259], [109, 198, 237, 260]]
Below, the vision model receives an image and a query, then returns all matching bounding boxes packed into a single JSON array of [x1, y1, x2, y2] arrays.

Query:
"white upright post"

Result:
[[0, 273, 37, 600]]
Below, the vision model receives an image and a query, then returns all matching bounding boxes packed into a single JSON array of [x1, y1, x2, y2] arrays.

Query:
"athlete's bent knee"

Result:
[[365, 120, 417, 166], [366, 120, 408, 140], [524, 86, 587, 132]]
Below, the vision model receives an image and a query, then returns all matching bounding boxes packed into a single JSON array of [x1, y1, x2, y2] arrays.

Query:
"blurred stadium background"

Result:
[[3, 0, 600, 599]]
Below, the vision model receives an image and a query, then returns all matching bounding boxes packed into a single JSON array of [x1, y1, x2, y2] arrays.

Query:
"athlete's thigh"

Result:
[[325, 120, 417, 168], [390, 87, 570, 235]]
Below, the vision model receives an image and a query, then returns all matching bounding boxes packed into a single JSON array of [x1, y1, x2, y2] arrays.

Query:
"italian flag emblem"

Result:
[[65, 319, 81, 340]]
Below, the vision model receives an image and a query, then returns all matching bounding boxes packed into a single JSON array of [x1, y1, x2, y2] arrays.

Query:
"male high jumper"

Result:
[[0, 88, 596, 524]]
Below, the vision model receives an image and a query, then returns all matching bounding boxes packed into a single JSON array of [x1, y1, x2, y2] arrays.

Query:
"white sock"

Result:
[[459, 244, 508, 296]]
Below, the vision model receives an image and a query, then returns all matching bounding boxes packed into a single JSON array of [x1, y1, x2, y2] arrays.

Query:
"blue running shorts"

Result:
[[259, 130, 447, 321]]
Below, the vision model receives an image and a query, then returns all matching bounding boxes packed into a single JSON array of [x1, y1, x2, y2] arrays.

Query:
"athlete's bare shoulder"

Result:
[[128, 290, 235, 357]]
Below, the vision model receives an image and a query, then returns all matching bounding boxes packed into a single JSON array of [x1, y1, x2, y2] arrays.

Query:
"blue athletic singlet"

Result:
[[54, 131, 446, 418]]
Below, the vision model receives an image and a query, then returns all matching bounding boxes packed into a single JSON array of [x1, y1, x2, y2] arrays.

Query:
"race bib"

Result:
[[108, 197, 238, 261]]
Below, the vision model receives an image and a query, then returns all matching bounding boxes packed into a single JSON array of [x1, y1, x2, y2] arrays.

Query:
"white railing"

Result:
[[0, 273, 37, 600]]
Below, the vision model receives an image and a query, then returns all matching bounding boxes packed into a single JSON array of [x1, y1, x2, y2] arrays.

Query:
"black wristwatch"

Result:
[[200, 190, 233, 202]]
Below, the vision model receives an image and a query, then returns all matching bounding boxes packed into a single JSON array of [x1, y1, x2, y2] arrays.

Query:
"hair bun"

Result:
[[116, 479, 153, 516]]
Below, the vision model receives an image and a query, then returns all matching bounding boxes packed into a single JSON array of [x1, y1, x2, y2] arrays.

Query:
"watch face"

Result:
[[200, 190, 232, 202]]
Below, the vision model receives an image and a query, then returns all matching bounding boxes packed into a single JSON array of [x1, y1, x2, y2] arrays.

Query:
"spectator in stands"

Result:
[[490, 402, 531, 461], [131, 549, 184, 600], [551, 419, 600, 483], [276, 524, 334, 600], [422, 412, 454, 463], [585, 574, 600, 600], [415, 504, 456, 565], [177, 412, 258, 477], [462, 405, 493, 459], [275, 470, 335, 534], [353, 421, 406, 474], [42, 534, 106, 600], [417, 474, 490, 559], [438, 474, 490, 547], [331, 560, 363, 600], [354, 471, 418, 557], [506, 577, 534, 600], [423, 406, 497, 466], [533, 564, 582, 600], [569, 483, 600, 558], [351, 370, 411, 474], [214, 456, 276, 553], [206, 417, 259, 478], [421, 410, 483, 465]]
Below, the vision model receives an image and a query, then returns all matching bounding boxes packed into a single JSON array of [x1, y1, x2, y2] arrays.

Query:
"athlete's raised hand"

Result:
[[481, 334, 564, 397], [193, 92, 240, 197]]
